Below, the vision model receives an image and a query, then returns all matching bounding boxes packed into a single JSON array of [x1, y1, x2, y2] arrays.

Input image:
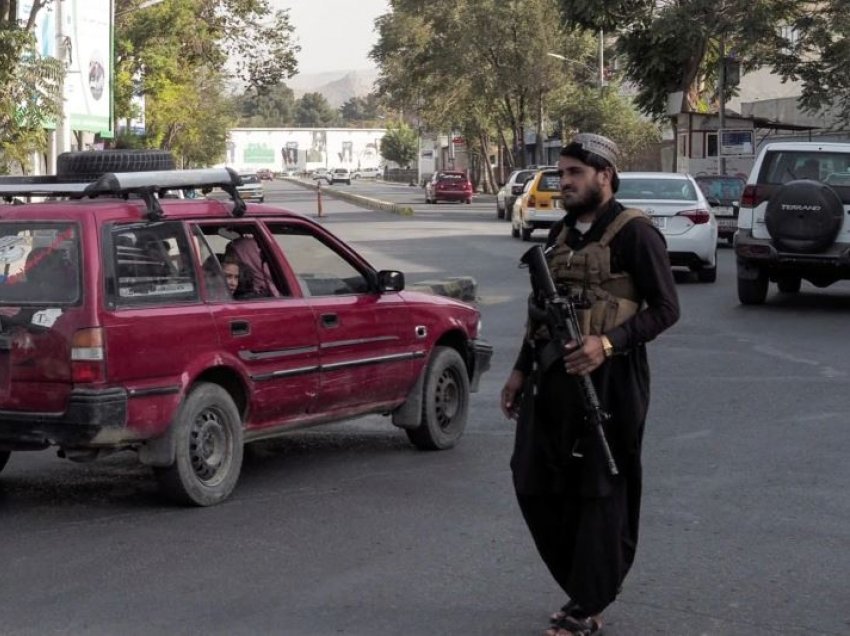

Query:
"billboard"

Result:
[[225, 128, 387, 173], [62, 0, 112, 133]]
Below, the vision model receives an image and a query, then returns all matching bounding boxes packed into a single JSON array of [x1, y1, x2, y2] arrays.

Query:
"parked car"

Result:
[[311, 168, 330, 184], [497, 168, 542, 221], [735, 141, 850, 304], [353, 167, 382, 180], [694, 174, 746, 244], [617, 172, 718, 282], [0, 150, 492, 506], [329, 168, 352, 185], [425, 171, 473, 204], [256, 169, 274, 181], [236, 172, 264, 202], [510, 168, 563, 241]]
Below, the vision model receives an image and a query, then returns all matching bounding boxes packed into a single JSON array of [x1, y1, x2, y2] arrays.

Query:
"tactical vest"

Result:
[[542, 208, 651, 336]]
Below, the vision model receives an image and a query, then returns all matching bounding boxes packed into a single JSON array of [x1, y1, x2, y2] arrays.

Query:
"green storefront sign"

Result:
[[243, 144, 275, 164]]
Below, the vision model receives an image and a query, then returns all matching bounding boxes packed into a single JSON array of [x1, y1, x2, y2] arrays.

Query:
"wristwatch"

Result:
[[600, 335, 614, 358]]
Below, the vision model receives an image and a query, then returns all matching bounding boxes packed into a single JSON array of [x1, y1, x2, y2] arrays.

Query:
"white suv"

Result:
[[735, 141, 850, 304]]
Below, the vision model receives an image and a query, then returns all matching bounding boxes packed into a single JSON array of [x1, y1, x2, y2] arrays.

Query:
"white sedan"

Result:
[[617, 172, 718, 282]]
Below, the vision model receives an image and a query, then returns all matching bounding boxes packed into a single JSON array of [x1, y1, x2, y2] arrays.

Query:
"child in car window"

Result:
[[222, 258, 240, 296]]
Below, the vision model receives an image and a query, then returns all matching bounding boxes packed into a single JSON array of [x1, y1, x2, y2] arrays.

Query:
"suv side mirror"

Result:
[[377, 270, 405, 292]]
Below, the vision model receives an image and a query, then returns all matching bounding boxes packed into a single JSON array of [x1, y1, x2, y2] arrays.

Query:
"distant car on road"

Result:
[[329, 168, 352, 185], [618, 172, 718, 282], [256, 169, 274, 181], [510, 168, 562, 240], [425, 171, 473, 204], [237, 173, 264, 202], [312, 168, 330, 184], [497, 167, 546, 221], [694, 174, 746, 244], [353, 167, 382, 180]]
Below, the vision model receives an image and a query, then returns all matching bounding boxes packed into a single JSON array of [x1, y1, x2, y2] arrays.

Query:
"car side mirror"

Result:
[[707, 196, 721, 207], [377, 270, 405, 292]]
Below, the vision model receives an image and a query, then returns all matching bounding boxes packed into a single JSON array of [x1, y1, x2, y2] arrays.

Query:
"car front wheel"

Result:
[[155, 383, 244, 506], [406, 346, 469, 450], [738, 271, 768, 305]]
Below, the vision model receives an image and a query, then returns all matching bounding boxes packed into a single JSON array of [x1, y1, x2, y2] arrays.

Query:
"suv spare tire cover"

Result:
[[765, 179, 844, 253], [56, 149, 176, 180]]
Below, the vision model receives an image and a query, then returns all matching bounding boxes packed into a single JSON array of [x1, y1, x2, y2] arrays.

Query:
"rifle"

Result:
[[520, 244, 619, 477]]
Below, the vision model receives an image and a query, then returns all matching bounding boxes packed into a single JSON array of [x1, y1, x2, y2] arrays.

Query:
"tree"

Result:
[[770, 1, 850, 125], [558, 0, 802, 120], [0, 0, 62, 173], [340, 94, 385, 126], [380, 122, 418, 167], [294, 92, 338, 127], [114, 0, 300, 163], [234, 83, 296, 127]]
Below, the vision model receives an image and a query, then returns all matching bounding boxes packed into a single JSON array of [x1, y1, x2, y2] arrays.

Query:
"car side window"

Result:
[[266, 223, 370, 297], [106, 221, 197, 307]]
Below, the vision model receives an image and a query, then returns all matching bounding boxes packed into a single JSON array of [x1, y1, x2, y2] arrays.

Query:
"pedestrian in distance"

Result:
[[500, 133, 680, 635]]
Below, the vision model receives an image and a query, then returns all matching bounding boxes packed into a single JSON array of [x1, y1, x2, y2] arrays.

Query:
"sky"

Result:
[[272, 0, 391, 76]]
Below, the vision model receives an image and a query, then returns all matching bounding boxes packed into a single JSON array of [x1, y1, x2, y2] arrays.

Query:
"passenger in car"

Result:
[[224, 237, 280, 297]]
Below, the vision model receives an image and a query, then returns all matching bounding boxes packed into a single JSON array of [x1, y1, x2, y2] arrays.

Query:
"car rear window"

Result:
[[515, 171, 535, 184], [618, 178, 698, 201], [695, 176, 745, 201], [0, 222, 80, 305], [758, 151, 850, 185], [240, 175, 259, 184], [439, 174, 465, 181], [537, 172, 561, 192]]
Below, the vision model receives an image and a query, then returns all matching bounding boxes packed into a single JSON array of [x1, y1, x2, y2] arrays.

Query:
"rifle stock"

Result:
[[520, 244, 619, 476]]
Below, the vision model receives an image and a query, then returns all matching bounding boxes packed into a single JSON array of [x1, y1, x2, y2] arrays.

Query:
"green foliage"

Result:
[[340, 94, 385, 126], [559, 0, 802, 120], [294, 92, 338, 127], [769, 0, 850, 125], [0, 1, 62, 173], [234, 83, 296, 127], [380, 122, 418, 167]]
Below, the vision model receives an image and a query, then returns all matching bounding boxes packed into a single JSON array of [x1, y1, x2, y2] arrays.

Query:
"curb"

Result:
[[283, 178, 414, 216], [408, 276, 477, 303]]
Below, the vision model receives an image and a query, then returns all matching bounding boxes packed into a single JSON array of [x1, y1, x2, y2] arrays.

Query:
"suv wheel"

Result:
[[497, 204, 505, 220], [155, 383, 244, 506], [57, 149, 175, 180], [521, 226, 533, 241], [765, 180, 844, 252], [697, 264, 717, 283], [406, 346, 469, 450], [0, 451, 9, 474], [738, 271, 769, 305], [777, 276, 802, 294]]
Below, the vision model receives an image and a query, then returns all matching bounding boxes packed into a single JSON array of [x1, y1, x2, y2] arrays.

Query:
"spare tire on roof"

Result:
[[57, 149, 176, 181], [765, 179, 844, 253]]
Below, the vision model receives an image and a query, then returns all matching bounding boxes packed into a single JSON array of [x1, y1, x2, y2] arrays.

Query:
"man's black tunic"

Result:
[[511, 200, 679, 615]]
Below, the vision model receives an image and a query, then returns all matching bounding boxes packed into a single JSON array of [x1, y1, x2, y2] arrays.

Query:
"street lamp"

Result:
[[547, 52, 603, 91]]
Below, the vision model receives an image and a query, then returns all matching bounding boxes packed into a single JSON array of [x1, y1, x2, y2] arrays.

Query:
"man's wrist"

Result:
[[600, 334, 614, 358]]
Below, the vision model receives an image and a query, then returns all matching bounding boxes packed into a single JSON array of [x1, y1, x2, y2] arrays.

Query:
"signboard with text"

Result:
[[720, 129, 754, 156]]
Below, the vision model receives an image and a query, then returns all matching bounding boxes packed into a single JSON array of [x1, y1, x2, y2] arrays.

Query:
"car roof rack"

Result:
[[0, 167, 247, 220]]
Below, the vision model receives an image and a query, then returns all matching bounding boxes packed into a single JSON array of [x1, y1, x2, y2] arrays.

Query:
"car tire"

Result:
[[258, 197, 264, 203], [154, 382, 244, 506], [521, 226, 533, 241], [57, 149, 175, 180], [697, 265, 717, 283], [738, 271, 768, 305], [765, 180, 844, 253], [465, 199, 472, 205], [346, 180, 351, 185], [497, 204, 505, 220], [405, 346, 469, 451], [0, 451, 9, 474], [777, 276, 802, 294]]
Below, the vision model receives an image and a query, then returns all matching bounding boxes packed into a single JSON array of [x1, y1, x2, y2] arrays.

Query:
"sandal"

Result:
[[549, 600, 580, 624], [545, 615, 603, 636]]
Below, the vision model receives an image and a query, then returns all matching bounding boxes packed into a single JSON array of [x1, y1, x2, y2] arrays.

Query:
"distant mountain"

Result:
[[288, 69, 380, 108]]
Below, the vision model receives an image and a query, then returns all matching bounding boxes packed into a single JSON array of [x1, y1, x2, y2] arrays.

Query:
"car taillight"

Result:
[[741, 185, 759, 208], [71, 327, 106, 383], [528, 194, 536, 207], [677, 209, 711, 224]]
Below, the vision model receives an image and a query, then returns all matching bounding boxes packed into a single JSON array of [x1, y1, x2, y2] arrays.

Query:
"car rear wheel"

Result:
[[155, 382, 244, 506], [697, 264, 717, 283], [521, 226, 533, 241], [0, 451, 10, 474], [777, 276, 802, 294], [406, 346, 469, 450], [497, 204, 505, 220], [738, 271, 768, 305]]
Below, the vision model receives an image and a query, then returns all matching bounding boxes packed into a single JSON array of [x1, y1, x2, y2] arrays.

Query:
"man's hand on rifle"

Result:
[[564, 335, 606, 376], [500, 369, 525, 420]]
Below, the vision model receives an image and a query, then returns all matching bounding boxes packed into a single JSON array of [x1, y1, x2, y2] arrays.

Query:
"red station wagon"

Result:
[[0, 151, 492, 506]]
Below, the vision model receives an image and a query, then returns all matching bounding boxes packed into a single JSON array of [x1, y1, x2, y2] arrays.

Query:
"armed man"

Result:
[[500, 133, 680, 636]]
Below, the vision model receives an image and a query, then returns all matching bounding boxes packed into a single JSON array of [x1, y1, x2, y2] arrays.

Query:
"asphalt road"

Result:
[[1, 180, 849, 635]]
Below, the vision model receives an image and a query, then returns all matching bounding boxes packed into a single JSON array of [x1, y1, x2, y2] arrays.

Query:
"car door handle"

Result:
[[320, 313, 339, 328], [230, 320, 250, 336]]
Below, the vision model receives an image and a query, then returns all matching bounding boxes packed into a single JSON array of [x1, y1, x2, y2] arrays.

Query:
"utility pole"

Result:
[[718, 36, 727, 176], [598, 29, 604, 92]]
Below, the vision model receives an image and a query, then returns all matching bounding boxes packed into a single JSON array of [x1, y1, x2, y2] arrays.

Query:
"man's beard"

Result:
[[562, 183, 603, 216]]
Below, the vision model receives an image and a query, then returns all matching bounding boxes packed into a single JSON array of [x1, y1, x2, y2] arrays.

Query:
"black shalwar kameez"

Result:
[[511, 200, 680, 617]]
